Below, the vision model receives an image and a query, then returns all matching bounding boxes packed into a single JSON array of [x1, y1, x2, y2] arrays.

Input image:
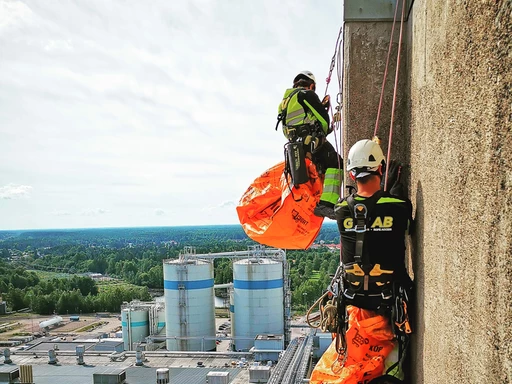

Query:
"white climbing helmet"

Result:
[[347, 139, 386, 177], [293, 70, 316, 84]]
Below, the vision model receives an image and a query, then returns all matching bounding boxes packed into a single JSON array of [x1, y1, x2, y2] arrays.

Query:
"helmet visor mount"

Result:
[[351, 165, 381, 179]]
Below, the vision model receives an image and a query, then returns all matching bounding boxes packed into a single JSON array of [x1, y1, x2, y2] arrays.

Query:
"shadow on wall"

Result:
[[410, 180, 425, 384]]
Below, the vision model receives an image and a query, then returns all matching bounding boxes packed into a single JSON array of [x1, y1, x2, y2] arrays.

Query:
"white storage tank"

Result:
[[39, 316, 63, 329], [157, 306, 166, 334], [163, 259, 215, 351], [149, 302, 166, 336], [229, 287, 235, 340], [233, 258, 284, 351], [121, 306, 149, 351]]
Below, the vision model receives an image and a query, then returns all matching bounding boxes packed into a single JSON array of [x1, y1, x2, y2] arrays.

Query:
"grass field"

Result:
[[96, 279, 143, 292], [29, 270, 71, 279]]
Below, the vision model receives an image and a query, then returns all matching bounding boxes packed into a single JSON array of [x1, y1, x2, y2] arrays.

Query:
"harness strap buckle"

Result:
[[343, 289, 356, 300], [381, 288, 393, 300], [353, 203, 367, 233]]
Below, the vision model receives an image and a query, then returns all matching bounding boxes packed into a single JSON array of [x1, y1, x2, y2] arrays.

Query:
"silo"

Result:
[[163, 259, 215, 351], [148, 302, 166, 336], [155, 296, 166, 333], [233, 258, 284, 351], [121, 305, 149, 351], [157, 306, 166, 334], [229, 287, 235, 341]]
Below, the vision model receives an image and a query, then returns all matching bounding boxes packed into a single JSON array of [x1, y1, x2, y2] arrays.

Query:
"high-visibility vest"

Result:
[[278, 88, 328, 139]]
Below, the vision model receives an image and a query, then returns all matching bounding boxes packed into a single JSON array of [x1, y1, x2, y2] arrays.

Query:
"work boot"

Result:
[[314, 202, 336, 220]]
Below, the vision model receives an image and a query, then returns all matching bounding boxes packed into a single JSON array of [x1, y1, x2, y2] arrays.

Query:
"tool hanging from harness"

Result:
[[305, 264, 345, 334], [277, 88, 326, 187]]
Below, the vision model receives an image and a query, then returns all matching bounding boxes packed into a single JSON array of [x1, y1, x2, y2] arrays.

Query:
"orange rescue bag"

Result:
[[236, 159, 324, 249], [310, 306, 396, 384]]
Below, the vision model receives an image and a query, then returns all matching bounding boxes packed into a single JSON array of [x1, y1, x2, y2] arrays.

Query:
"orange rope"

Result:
[[373, 0, 401, 138]]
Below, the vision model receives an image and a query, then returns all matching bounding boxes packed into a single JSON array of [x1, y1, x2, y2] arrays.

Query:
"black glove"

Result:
[[311, 140, 342, 171], [382, 160, 406, 199]]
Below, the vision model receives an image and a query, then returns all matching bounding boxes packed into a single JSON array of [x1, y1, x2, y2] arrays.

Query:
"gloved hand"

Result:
[[311, 140, 342, 170], [382, 160, 406, 198], [321, 95, 331, 110]]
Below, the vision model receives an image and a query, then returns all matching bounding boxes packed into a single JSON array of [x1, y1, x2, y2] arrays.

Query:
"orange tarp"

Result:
[[236, 159, 324, 249], [310, 306, 396, 384]]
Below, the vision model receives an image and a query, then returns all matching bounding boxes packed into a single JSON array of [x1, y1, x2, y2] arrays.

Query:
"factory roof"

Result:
[[7, 350, 252, 384], [23, 365, 245, 384], [25, 341, 97, 352]]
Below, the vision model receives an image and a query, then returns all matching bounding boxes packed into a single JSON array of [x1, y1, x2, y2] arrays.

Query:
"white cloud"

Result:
[[0, 184, 33, 199], [52, 211, 72, 216], [0, 1, 36, 33], [80, 209, 108, 216], [203, 200, 237, 213], [155, 209, 165, 216], [0, 0, 343, 229], [44, 39, 73, 52]]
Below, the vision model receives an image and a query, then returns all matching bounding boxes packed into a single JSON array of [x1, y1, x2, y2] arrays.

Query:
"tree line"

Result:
[[0, 264, 151, 315], [0, 225, 342, 314]]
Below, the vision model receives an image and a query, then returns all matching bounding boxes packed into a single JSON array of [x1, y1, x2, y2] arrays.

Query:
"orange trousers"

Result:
[[310, 306, 396, 384]]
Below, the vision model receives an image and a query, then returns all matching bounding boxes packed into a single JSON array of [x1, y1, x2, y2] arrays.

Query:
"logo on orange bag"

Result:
[[291, 209, 309, 225], [351, 329, 369, 347]]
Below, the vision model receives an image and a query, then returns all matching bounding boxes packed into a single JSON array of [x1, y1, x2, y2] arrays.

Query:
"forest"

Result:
[[0, 224, 341, 314]]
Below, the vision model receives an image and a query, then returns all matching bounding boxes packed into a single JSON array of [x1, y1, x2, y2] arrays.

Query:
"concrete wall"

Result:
[[408, 1, 511, 383], [343, 21, 408, 169], [343, 1, 511, 383]]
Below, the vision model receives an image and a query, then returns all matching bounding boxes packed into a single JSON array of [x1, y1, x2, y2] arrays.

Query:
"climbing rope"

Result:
[[305, 291, 338, 333], [384, 0, 407, 192], [335, 29, 345, 200], [322, 21, 345, 206], [370, 0, 406, 191], [373, 0, 400, 139], [324, 24, 344, 97]]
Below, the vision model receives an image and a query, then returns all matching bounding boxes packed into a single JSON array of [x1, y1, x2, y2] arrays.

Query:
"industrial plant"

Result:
[[0, 246, 324, 384], [120, 246, 291, 355]]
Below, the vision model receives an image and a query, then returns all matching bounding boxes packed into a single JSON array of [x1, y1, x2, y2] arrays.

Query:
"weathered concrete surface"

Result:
[[408, 1, 512, 383], [342, 21, 409, 169], [343, 0, 511, 383]]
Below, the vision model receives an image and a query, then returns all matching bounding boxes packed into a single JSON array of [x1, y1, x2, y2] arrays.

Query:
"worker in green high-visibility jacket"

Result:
[[276, 70, 343, 219]]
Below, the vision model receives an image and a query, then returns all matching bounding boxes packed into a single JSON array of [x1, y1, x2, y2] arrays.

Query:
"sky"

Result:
[[0, 0, 343, 230]]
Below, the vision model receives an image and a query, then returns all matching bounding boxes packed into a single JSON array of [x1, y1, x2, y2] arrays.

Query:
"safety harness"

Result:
[[277, 88, 328, 188], [340, 191, 412, 377], [343, 190, 394, 301], [276, 88, 325, 150]]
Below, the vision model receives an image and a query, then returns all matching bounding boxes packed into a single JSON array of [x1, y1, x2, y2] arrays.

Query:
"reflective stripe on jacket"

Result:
[[319, 167, 343, 205], [278, 88, 328, 135]]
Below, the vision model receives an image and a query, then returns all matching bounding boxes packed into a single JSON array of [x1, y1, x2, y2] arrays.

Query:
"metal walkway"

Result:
[[267, 331, 314, 384]]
